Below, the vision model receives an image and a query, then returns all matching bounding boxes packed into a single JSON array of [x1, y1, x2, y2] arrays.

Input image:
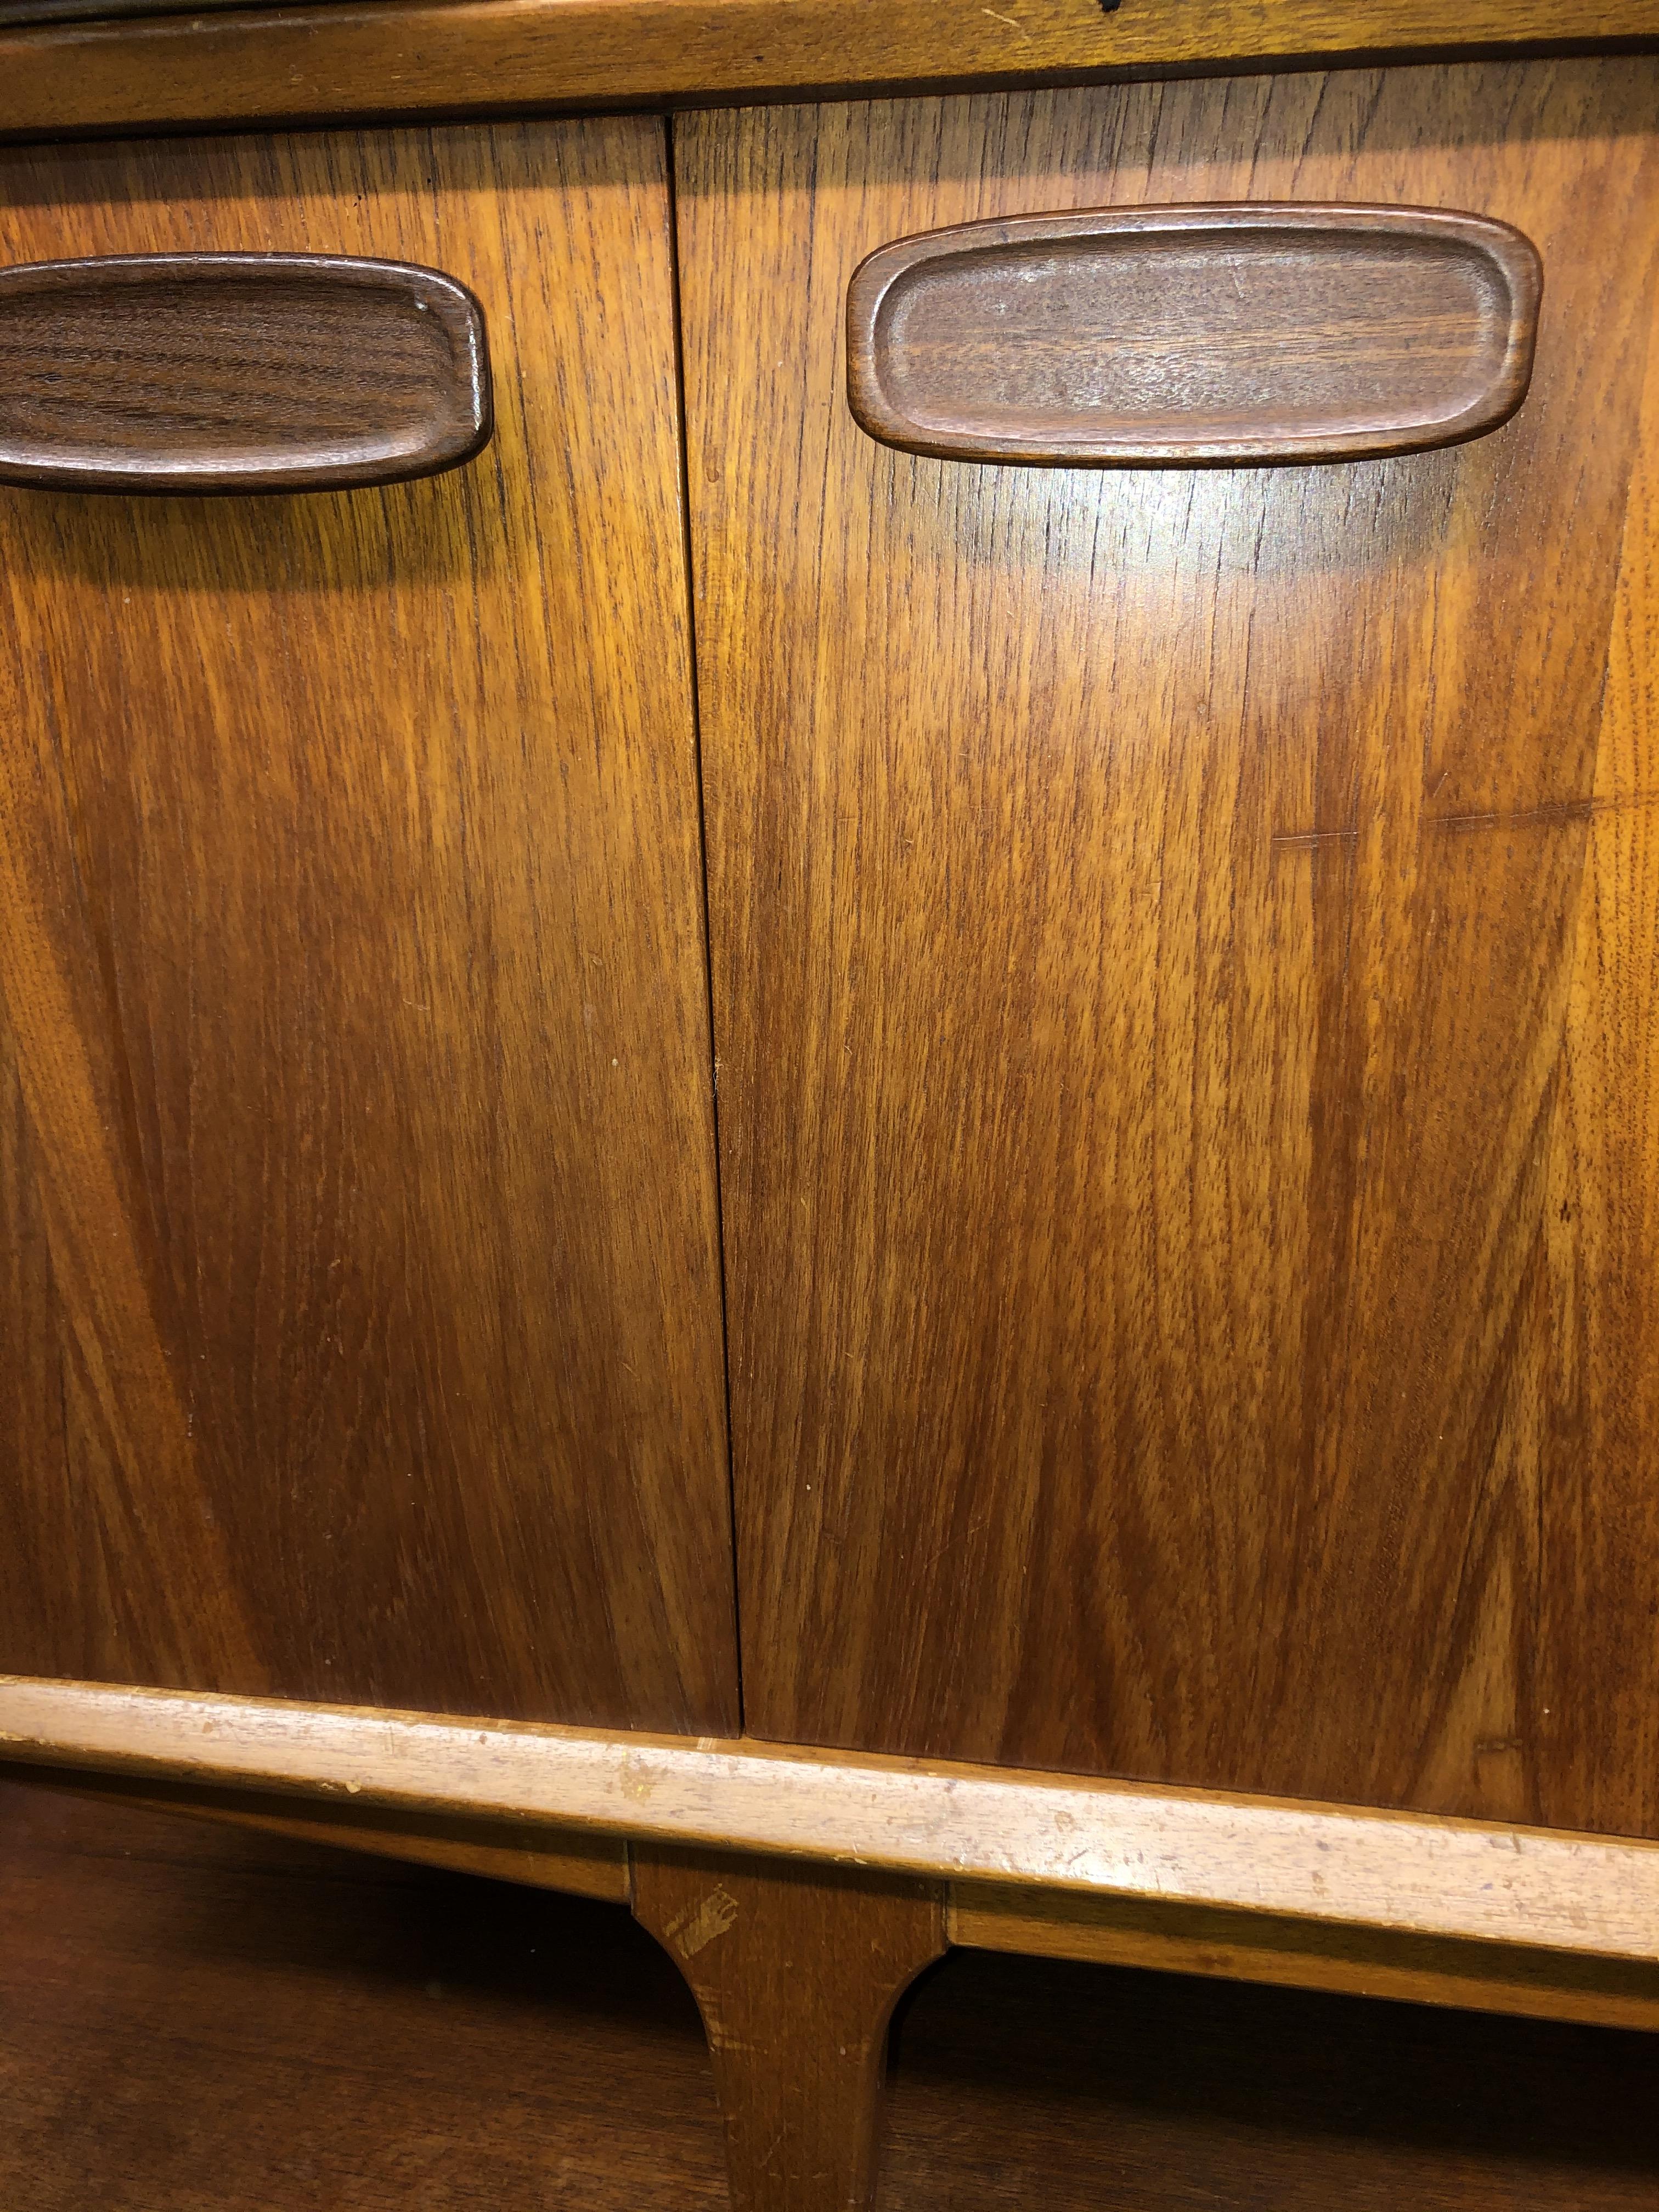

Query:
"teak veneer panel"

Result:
[[676, 60, 1659, 1832], [2, 0, 1659, 143], [0, 123, 738, 1730], [1545, 194, 1659, 1838]]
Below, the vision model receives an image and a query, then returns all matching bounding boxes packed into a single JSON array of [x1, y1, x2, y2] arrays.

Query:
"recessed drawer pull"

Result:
[[847, 203, 1542, 467], [0, 252, 493, 493]]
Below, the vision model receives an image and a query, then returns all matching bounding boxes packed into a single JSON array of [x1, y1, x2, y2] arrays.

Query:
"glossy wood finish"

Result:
[[633, 1846, 946, 2212], [2, 0, 1658, 145], [7, 1776, 1659, 2212], [0, 252, 491, 491], [1548, 166, 1659, 1839], [847, 204, 1542, 466], [677, 60, 1659, 1831], [0, 123, 738, 1729], [13, 1681, 1659, 1976]]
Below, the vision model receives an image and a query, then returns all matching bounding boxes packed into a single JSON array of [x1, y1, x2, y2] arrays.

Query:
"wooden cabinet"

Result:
[[676, 58, 1659, 1837], [3, 27, 1659, 2212], [0, 120, 739, 1733]]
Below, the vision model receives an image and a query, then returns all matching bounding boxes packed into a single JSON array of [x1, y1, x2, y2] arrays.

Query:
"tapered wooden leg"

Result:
[[631, 1847, 946, 2212]]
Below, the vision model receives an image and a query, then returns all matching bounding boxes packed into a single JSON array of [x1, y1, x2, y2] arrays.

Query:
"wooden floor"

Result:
[[2, 1775, 1656, 2209]]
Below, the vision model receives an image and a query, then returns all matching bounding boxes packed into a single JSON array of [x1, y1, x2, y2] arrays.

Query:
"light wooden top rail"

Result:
[[1, 0, 1658, 144], [3, 1675, 1657, 1963]]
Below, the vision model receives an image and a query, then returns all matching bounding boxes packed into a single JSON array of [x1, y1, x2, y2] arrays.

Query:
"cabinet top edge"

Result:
[[0, 0, 1656, 150]]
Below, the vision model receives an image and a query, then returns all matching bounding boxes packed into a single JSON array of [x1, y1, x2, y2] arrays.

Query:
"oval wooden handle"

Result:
[[0, 251, 493, 493], [847, 202, 1543, 467]]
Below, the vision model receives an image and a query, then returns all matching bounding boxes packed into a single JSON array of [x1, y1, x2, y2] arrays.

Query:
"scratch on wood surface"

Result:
[[1271, 792, 1659, 854], [666, 1884, 741, 1959]]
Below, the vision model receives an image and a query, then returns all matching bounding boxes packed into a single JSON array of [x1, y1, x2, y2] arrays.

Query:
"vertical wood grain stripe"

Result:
[[0, 653, 262, 1686]]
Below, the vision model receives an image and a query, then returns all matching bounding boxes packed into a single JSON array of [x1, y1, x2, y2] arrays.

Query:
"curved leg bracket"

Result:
[[631, 1845, 946, 2211]]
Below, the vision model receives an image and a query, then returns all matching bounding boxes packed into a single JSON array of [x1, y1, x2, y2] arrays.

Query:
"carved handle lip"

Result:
[[0, 250, 494, 494], [847, 201, 1544, 469]]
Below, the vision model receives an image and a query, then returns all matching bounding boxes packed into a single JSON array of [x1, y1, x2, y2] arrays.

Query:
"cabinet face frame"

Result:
[[675, 60, 1659, 1838], [0, 119, 740, 1735]]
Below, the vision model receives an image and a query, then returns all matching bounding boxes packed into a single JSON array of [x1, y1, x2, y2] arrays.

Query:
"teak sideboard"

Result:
[[2, 5, 1658, 2204]]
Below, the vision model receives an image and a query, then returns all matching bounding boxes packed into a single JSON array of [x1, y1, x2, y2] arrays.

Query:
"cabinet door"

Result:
[[678, 61, 1659, 1830], [0, 121, 738, 1734]]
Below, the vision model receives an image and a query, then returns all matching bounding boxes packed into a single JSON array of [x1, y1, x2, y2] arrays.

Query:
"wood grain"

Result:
[[633, 1847, 946, 2211], [1542, 175, 1659, 1839], [7, 1774, 1659, 2212], [0, 123, 738, 1730], [0, 252, 492, 492], [847, 202, 1542, 466], [676, 60, 1659, 1832], [10, 1680, 1659, 1971], [2, 0, 1658, 144]]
